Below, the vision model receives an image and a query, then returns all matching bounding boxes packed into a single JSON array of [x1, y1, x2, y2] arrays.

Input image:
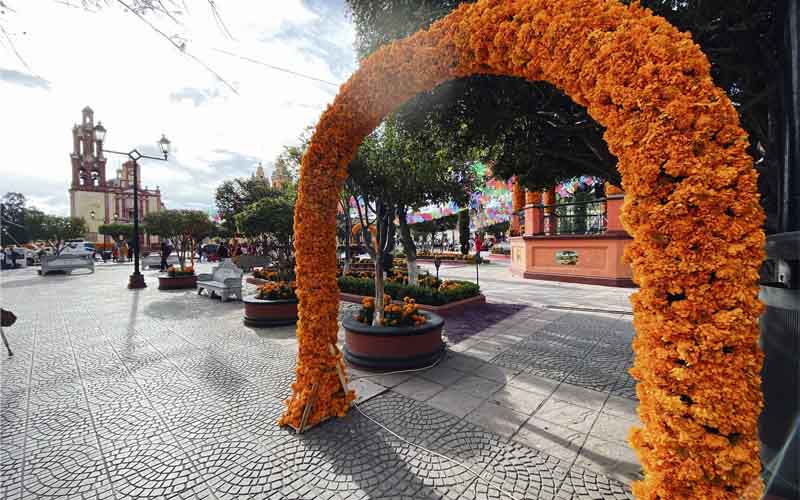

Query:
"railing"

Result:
[[535, 198, 608, 236]]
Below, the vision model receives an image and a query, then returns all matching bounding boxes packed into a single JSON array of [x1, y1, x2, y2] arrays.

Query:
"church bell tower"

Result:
[[70, 106, 107, 188]]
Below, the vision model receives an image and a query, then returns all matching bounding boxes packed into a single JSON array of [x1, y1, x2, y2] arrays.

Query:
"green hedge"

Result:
[[337, 276, 480, 306]]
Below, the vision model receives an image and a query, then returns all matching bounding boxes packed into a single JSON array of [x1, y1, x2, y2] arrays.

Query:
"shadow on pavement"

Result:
[[443, 302, 527, 345]]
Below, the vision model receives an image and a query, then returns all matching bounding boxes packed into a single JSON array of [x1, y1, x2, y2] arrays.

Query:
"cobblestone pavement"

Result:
[[1, 262, 637, 499]]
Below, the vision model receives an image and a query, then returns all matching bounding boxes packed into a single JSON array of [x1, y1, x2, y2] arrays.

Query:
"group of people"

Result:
[[1, 246, 21, 270], [154, 239, 250, 269]]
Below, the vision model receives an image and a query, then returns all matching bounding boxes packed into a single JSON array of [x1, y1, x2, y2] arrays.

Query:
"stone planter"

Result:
[[157, 274, 197, 290], [243, 296, 298, 327], [342, 312, 445, 370]]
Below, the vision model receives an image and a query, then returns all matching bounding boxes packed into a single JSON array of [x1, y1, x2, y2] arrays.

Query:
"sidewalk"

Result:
[[1, 263, 638, 499]]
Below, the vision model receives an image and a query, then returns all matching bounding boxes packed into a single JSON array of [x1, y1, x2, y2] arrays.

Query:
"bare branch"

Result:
[[207, 0, 233, 40], [116, 0, 239, 95], [0, 21, 33, 73]]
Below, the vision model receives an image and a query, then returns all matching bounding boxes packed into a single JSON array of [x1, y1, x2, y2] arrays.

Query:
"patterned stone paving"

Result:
[[1, 262, 635, 499]]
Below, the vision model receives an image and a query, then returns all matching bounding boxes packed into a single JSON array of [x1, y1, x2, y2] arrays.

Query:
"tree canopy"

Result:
[[346, 117, 477, 291], [98, 223, 135, 243], [1, 192, 33, 245], [235, 194, 296, 274], [26, 213, 87, 255], [214, 178, 283, 232], [345, 0, 785, 228], [143, 209, 213, 269]]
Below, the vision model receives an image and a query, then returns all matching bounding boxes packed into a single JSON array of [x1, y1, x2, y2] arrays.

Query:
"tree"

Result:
[[346, 118, 477, 324], [409, 213, 458, 252], [214, 178, 282, 233], [346, 0, 620, 191], [482, 220, 510, 241], [0, 192, 32, 245], [143, 210, 213, 270], [457, 209, 469, 255], [345, 0, 786, 230], [27, 213, 87, 255], [98, 223, 135, 247], [235, 194, 295, 278]]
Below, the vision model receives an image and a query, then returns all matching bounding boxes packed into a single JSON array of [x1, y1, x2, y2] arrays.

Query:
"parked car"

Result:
[[61, 240, 96, 257]]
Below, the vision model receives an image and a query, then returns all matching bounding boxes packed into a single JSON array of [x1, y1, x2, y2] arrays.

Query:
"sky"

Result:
[[0, 0, 357, 216]]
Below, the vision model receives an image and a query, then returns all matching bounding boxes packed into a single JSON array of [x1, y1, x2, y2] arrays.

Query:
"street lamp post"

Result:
[[95, 122, 170, 289]]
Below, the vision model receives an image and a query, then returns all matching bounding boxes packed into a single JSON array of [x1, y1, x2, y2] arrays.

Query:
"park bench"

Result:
[[142, 253, 179, 269], [197, 260, 244, 302], [39, 254, 94, 275], [236, 254, 270, 271]]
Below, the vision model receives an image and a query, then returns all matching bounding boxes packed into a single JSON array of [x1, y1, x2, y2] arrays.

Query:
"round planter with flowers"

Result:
[[158, 266, 197, 290], [343, 296, 445, 370], [243, 281, 298, 327]]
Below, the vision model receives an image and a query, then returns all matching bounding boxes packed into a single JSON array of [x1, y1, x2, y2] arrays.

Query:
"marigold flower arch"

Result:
[[280, 0, 766, 497]]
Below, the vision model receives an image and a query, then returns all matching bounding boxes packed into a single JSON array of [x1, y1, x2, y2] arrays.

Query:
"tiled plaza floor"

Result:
[[1, 261, 638, 499]]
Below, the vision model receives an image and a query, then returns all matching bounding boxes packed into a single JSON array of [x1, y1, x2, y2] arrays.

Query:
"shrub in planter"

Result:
[[415, 252, 485, 263], [337, 276, 479, 306], [253, 268, 279, 281], [255, 280, 297, 300], [356, 295, 426, 327]]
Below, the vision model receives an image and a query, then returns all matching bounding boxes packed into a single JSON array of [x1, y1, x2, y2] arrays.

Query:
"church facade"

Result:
[[69, 106, 164, 248]]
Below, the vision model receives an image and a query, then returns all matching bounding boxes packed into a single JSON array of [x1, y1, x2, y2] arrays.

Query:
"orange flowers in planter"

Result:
[[255, 281, 297, 301], [286, 2, 764, 497]]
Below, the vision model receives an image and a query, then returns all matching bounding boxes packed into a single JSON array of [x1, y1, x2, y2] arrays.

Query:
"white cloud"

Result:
[[0, 0, 356, 215]]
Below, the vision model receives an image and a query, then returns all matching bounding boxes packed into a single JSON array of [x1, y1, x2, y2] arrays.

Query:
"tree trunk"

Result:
[[458, 210, 470, 255], [343, 204, 352, 275], [398, 208, 418, 286], [372, 205, 385, 326], [177, 238, 186, 270]]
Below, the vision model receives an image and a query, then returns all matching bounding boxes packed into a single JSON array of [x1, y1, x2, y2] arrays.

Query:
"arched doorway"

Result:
[[281, 1, 765, 498]]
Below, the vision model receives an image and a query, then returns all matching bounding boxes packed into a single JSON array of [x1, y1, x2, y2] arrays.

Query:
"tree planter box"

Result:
[[157, 275, 197, 290], [342, 312, 445, 370], [340, 292, 486, 317], [243, 296, 298, 327]]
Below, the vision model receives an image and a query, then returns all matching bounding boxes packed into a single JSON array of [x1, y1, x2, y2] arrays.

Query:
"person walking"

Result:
[[197, 244, 204, 263], [160, 240, 170, 271], [8, 246, 17, 269], [474, 232, 483, 256]]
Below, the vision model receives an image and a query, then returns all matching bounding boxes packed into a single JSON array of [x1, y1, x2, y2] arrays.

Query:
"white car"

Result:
[[61, 240, 96, 257]]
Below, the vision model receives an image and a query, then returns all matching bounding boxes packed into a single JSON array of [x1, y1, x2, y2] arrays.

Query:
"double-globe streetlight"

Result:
[[93, 122, 170, 289]]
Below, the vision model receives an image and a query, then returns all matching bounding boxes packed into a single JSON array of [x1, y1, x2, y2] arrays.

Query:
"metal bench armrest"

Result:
[[197, 273, 214, 281]]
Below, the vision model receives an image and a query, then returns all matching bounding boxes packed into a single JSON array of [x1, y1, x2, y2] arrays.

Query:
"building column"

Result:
[[605, 182, 626, 235], [511, 179, 524, 236], [543, 186, 556, 235], [524, 190, 543, 236]]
